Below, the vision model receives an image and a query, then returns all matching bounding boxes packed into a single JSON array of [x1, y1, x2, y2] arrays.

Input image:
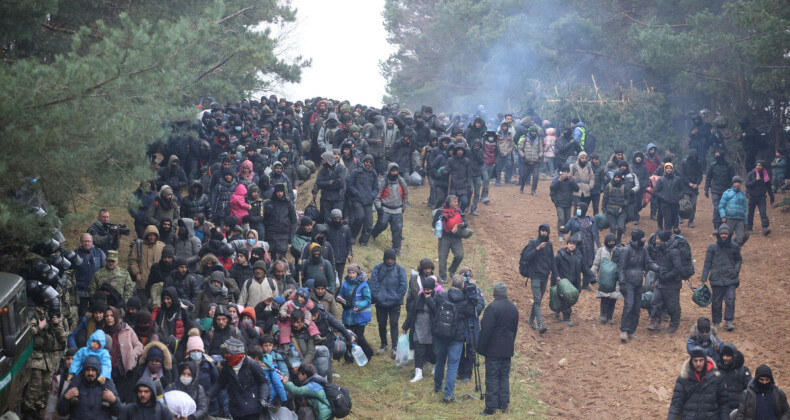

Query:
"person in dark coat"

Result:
[[550, 164, 579, 242], [401, 276, 437, 383], [520, 223, 560, 333], [654, 162, 683, 234], [553, 235, 595, 326], [315, 151, 347, 222], [705, 147, 737, 230], [617, 229, 660, 343], [689, 114, 712, 170], [118, 376, 172, 420], [386, 130, 416, 176], [678, 149, 704, 228], [156, 155, 188, 199], [735, 364, 790, 420], [667, 346, 729, 420], [445, 143, 473, 212], [718, 343, 751, 414], [57, 355, 121, 419], [477, 283, 518, 415], [325, 208, 353, 279], [263, 183, 297, 258], [207, 338, 270, 420], [164, 360, 209, 420], [744, 160, 775, 236], [369, 248, 407, 355], [469, 139, 485, 215], [602, 170, 628, 244], [430, 140, 451, 209], [630, 152, 649, 225], [647, 230, 684, 334], [347, 154, 379, 245], [700, 223, 742, 331]]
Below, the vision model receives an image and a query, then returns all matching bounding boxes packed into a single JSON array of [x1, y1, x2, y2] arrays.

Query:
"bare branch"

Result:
[[218, 6, 256, 24]]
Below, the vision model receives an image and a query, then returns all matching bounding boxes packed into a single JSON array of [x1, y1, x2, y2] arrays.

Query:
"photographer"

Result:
[[456, 268, 485, 384], [87, 209, 123, 253]]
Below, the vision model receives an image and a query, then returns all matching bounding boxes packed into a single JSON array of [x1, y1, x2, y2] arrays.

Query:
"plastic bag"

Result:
[[164, 390, 197, 417], [557, 278, 580, 306], [594, 213, 609, 230], [395, 333, 412, 366], [692, 284, 712, 308], [598, 259, 618, 293]]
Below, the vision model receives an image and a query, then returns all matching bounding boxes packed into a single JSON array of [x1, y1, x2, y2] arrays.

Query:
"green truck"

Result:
[[0, 272, 33, 415]]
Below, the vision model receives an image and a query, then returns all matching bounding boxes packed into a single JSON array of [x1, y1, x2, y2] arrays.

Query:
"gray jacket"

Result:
[[174, 218, 202, 272]]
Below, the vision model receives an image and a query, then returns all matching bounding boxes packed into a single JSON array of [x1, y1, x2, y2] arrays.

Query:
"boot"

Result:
[[666, 325, 678, 334], [410, 368, 423, 383], [627, 333, 640, 340], [725, 321, 735, 331], [538, 324, 548, 334], [599, 315, 607, 324], [688, 221, 695, 228], [763, 228, 771, 236], [647, 319, 661, 331], [620, 331, 628, 343]]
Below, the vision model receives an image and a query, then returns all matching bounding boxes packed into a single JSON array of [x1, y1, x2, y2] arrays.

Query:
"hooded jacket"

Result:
[[58, 356, 121, 419], [375, 163, 409, 213], [165, 360, 209, 420], [181, 181, 210, 220], [369, 259, 407, 307], [302, 243, 336, 292], [69, 330, 113, 379], [315, 158, 347, 201], [520, 223, 560, 281], [617, 240, 660, 286], [655, 170, 683, 205], [119, 376, 171, 420], [667, 357, 728, 420], [348, 160, 379, 205], [157, 155, 188, 192], [446, 146, 473, 195], [469, 139, 485, 178], [679, 150, 704, 194], [387, 134, 415, 174], [705, 156, 737, 196], [152, 286, 195, 339], [129, 225, 166, 290], [735, 367, 790, 420], [229, 184, 250, 225], [146, 187, 180, 227], [631, 152, 650, 194], [570, 152, 595, 197], [210, 175, 237, 223], [686, 324, 725, 362], [644, 143, 662, 175], [718, 344, 751, 411], [700, 225, 742, 287], [263, 189, 297, 236], [283, 374, 332, 420], [174, 217, 202, 272], [339, 271, 372, 326]]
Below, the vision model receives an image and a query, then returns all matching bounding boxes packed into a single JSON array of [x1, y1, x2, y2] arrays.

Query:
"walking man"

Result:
[[700, 224, 742, 331]]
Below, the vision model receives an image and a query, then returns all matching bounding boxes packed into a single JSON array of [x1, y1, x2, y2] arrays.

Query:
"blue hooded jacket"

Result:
[[70, 330, 113, 379], [369, 261, 407, 307]]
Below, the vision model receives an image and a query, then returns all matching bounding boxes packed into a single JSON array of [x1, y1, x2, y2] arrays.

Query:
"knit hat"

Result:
[[253, 260, 267, 270], [732, 175, 742, 184], [147, 346, 165, 363], [321, 151, 336, 165], [273, 183, 286, 193], [421, 276, 436, 290], [273, 296, 286, 305], [346, 264, 361, 275], [175, 257, 187, 268], [300, 216, 313, 226], [159, 185, 173, 198], [630, 229, 645, 242], [209, 271, 225, 284], [90, 292, 107, 313], [689, 346, 706, 359], [697, 317, 711, 333], [493, 282, 508, 299], [295, 287, 310, 302], [330, 209, 343, 219], [362, 154, 374, 163], [383, 248, 397, 261], [720, 344, 736, 357], [161, 245, 175, 259], [304, 279, 315, 290], [186, 328, 204, 354], [658, 230, 672, 242], [127, 296, 142, 311], [755, 364, 773, 381], [314, 277, 328, 289], [663, 162, 674, 170], [221, 338, 245, 355], [84, 355, 101, 372]]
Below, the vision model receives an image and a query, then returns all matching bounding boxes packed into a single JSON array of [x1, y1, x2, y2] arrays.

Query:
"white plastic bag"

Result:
[[395, 333, 412, 366]]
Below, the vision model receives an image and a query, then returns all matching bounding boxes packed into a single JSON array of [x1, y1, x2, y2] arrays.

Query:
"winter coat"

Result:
[[570, 160, 595, 198], [617, 241, 660, 286], [719, 187, 747, 220], [283, 375, 332, 420], [229, 184, 250, 225], [129, 341, 175, 400], [735, 380, 790, 420], [562, 215, 599, 266], [686, 324, 725, 363], [426, 288, 476, 342], [592, 244, 622, 299], [302, 253, 336, 294], [146, 193, 180, 227], [520, 224, 559, 281], [543, 134, 556, 159], [476, 296, 518, 359], [653, 237, 684, 288], [555, 248, 594, 288], [469, 140, 485, 177], [174, 217, 202, 272], [550, 175, 579, 208], [463, 122, 487, 141], [339, 272, 372, 326], [164, 271, 202, 302], [326, 222, 353, 262], [496, 132, 515, 156], [375, 168, 409, 214], [655, 173, 683, 205], [263, 194, 297, 236], [109, 324, 143, 374], [57, 372, 121, 419], [517, 133, 543, 163], [239, 275, 279, 309], [431, 151, 450, 188], [555, 136, 579, 163], [701, 237, 742, 287], [118, 376, 171, 420], [165, 364, 208, 420], [208, 357, 269, 418], [483, 138, 497, 165], [706, 158, 737, 196], [210, 178, 237, 222], [128, 225, 165, 290], [679, 154, 704, 195], [644, 143, 662, 175], [387, 137, 415, 174], [446, 153, 472, 194], [667, 357, 729, 420], [157, 157, 188, 192], [631, 152, 650, 194], [745, 169, 774, 201], [315, 163, 346, 201], [348, 165, 379, 205], [772, 157, 787, 182], [717, 344, 751, 412], [369, 261, 407, 307]]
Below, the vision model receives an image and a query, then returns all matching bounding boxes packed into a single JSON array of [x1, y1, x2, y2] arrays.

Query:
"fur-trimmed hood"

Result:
[[689, 323, 719, 338], [138, 340, 172, 370], [679, 357, 719, 380]]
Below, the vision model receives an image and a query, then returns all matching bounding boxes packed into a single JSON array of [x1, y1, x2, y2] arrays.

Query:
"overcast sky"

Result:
[[269, 0, 394, 107]]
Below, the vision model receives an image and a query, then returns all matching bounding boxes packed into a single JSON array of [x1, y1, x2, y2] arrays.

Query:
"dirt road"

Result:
[[472, 179, 790, 419]]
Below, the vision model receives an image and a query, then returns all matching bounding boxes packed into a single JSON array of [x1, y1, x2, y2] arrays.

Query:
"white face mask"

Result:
[[180, 376, 193, 386], [576, 209, 582, 216]]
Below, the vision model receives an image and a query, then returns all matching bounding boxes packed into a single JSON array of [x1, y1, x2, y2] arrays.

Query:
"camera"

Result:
[[110, 223, 131, 236], [462, 272, 478, 300]]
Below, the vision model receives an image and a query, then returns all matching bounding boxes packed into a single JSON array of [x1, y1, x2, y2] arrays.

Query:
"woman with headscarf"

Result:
[[165, 360, 209, 420], [104, 306, 144, 403], [133, 309, 156, 346], [236, 159, 259, 188], [152, 287, 195, 343]]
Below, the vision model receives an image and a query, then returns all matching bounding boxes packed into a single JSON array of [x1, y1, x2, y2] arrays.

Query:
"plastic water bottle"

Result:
[[433, 219, 443, 238], [350, 343, 368, 366], [289, 344, 302, 368]]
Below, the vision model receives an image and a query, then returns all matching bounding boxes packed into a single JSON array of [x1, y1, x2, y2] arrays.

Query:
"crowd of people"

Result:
[[19, 96, 789, 419]]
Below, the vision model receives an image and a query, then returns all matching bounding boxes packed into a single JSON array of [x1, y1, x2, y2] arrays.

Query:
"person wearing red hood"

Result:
[[667, 346, 729, 419], [229, 184, 250, 226]]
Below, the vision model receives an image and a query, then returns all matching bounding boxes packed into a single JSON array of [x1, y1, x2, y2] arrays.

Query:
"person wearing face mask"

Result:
[[130, 340, 174, 403], [686, 317, 724, 363], [706, 147, 737, 230], [372, 163, 409, 255], [647, 230, 684, 334], [700, 224, 742, 331], [559, 201, 600, 290], [325, 209, 354, 277], [519, 223, 561, 334], [174, 218, 201, 273], [184, 329, 222, 418], [592, 233, 622, 324], [719, 176, 748, 245], [735, 364, 790, 420], [717, 344, 751, 414], [165, 361, 208, 420], [617, 229, 660, 343], [602, 171, 628, 244]]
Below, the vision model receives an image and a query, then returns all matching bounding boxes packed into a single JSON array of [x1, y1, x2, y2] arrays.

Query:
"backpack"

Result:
[[433, 299, 457, 339], [672, 235, 695, 280], [323, 382, 352, 418], [518, 245, 531, 278], [678, 197, 693, 219]]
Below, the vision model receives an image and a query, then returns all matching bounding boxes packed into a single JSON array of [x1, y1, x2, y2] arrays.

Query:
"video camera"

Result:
[[109, 223, 131, 236], [462, 271, 478, 301]]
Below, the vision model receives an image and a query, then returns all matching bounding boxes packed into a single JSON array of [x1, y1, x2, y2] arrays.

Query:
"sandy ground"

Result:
[[471, 178, 790, 419]]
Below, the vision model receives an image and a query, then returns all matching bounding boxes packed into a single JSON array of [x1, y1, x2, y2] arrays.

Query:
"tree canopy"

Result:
[[0, 0, 308, 248]]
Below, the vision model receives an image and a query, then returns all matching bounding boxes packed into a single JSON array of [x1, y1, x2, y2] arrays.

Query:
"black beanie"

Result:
[[631, 229, 645, 242], [422, 276, 436, 290], [161, 245, 175, 259], [127, 296, 142, 311], [689, 346, 706, 359], [383, 248, 397, 261], [658, 230, 672, 242], [314, 276, 328, 289], [697, 317, 711, 333], [755, 364, 773, 381], [720, 345, 735, 358], [210, 229, 224, 241], [301, 216, 313, 227]]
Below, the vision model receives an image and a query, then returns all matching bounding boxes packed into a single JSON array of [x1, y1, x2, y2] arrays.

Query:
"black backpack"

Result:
[[434, 299, 457, 339], [673, 235, 695, 280], [323, 382, 352, 418], [519, 245, 531, 278]]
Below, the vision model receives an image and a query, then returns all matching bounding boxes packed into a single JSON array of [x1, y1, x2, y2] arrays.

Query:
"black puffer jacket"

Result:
[[315, 162, 346, 201], [718, 344, 751, 412], [426, 287, 476, 342], [263, 194, 297, 236], [655, 172, 683, 205], [705, 158, 737, 196], [679, 151, 704, 194], [469, 140, 484, 178], [555, 247, 594, 288], [348, 165, 379, 205], [700, 232, 742, 287], [387, 135, 415, 174], [446, 149, 472, 195], [549, 174, 579, 207], [182, 181, 210, 220], [667, 358, 729, 420], [617, 241, 659, 286], [653, 237, 684, 288]]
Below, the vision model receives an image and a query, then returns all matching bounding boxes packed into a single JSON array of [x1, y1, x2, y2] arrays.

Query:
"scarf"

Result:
[[226, 353, 244, 367], [755, 168, 771, 182]]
